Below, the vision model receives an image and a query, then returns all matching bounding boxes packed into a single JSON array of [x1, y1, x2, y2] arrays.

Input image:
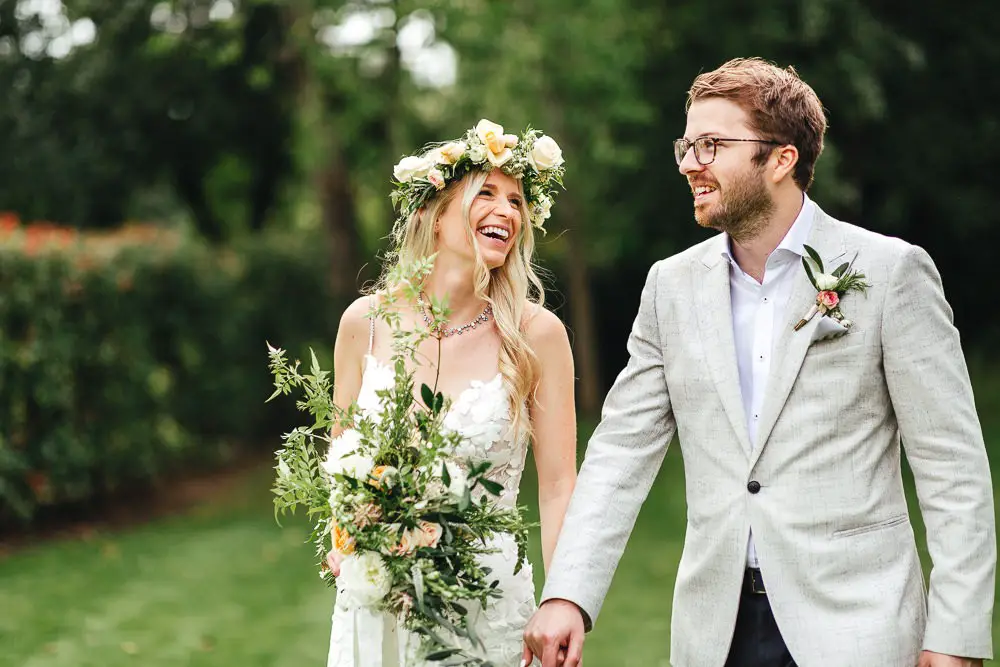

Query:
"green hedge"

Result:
[[0, 223, 338, 522]]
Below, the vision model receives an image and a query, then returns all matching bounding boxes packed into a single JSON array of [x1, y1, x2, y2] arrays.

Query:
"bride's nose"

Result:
[[494, 199, 516, 219]]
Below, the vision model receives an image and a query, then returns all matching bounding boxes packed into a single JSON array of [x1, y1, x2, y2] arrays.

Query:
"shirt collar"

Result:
[[721, 193, 815, 266]]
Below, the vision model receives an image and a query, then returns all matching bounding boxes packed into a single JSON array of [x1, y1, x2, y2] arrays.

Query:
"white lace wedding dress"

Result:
[[326, 349, 537, 666]]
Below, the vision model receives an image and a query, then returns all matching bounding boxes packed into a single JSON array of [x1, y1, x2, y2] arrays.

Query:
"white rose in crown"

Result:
[[814, 272, 839, 291], [393, 155, 434, 183], [321, 429, 373, 481], [338, 552, 392, 607], [532, 194, 553, 222], [475, 119, 518, 167], [530, 135, 564, 171]]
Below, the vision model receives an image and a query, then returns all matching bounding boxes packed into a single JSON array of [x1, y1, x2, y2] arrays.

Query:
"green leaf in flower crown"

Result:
[[441, 461, 451, 488], [832, 262, 850, 278], [804, 244, 824, 272], [478, 479, 504, 496], [433, 391, 444, 414], [421, 383, 435, 410], [801, 256, 818, 290]]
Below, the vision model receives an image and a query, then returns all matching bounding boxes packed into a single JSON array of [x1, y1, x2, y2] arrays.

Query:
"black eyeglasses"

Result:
[[673, 136, 783, 166]]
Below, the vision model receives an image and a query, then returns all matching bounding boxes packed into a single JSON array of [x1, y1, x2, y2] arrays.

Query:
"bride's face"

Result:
[[435, 170, 524, 270]]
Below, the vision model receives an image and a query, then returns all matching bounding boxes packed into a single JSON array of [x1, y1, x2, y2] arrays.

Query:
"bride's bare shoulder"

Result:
[[522, 302, 569, 347], [336, 294, 382, 356], [339, 294, 374, 327]]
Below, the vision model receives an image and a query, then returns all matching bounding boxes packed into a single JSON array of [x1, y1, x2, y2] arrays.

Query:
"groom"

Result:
[[523, 58, 996, 667]]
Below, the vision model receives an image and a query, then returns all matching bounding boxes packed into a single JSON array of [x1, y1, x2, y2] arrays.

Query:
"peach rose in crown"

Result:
[[817, 290, 839, 310], [427, 168, 446, 190]]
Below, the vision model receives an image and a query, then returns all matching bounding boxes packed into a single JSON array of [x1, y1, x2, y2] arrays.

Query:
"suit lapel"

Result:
[[749, 209, 843, 469], [694, 236, 753, 457]]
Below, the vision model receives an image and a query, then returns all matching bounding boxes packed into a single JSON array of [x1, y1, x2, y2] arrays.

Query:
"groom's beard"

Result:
[[695, 165, 774, 244]]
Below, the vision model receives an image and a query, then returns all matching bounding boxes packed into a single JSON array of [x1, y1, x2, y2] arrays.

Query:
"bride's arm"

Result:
[[324, 295, 374, 575], [526, 307, 578, 574], [330, 295, 373, 437]]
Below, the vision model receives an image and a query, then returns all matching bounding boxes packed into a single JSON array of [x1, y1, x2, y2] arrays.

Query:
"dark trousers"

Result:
[[724, 569, 798, 667]]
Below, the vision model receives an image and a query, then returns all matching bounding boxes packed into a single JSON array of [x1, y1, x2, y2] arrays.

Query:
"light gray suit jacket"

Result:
[[541, 206, 996, 667]]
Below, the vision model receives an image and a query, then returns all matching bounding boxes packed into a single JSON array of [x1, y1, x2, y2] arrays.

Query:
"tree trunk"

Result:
[[318, 152, 361, 299], [282, 1, 362, 306], [560, 198, 601, 415]]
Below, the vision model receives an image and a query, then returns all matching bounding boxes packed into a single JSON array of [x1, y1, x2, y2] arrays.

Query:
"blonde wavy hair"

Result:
[[375, 169, 545, 436]]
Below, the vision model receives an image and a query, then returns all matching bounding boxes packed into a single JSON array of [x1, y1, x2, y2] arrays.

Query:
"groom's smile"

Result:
[[692, 183, 718, 201]]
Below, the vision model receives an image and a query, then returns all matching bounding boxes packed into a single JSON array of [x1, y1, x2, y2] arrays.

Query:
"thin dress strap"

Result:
[[367, 295, 375, 356]]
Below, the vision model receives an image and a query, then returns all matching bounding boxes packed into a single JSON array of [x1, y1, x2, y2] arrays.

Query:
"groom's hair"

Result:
[[686, 58, 827, 191]]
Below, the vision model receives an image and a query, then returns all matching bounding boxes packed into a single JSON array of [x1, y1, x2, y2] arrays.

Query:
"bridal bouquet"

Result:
[[267, 259, 531, 665]]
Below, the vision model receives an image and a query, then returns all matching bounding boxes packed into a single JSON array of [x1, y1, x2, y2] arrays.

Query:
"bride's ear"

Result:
[[416, 206, 439, 235]]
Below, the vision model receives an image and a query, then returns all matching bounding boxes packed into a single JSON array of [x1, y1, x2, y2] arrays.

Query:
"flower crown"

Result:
[[389, 119, 565, 234]]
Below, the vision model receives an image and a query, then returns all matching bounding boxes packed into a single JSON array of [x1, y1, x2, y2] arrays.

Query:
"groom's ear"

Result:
[[769, 144, 799, 185]]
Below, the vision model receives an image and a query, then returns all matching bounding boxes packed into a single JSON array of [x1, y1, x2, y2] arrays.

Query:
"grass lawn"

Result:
[[2, 367, 999, 666]]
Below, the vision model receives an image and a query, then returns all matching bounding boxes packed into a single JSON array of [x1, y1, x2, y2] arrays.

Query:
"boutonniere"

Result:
[[794, 245, 871, 331]]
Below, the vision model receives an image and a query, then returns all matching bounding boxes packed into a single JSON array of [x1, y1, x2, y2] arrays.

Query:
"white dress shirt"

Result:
[[723, 194, 815, 568]]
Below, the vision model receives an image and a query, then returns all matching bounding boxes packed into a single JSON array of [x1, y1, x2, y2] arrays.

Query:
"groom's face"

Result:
[[679, 98, 775, 241]]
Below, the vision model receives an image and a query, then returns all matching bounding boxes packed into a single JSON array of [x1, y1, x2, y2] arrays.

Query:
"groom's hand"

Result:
[[917, 650, 983, 667], [522, 598, 585, 667]]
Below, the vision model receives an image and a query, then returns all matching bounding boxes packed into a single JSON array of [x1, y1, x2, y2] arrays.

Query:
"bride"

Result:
[[325, 119, 578, 665]]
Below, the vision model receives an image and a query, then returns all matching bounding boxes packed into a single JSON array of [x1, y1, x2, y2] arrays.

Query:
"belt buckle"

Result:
[[748, 568, 767, 595]]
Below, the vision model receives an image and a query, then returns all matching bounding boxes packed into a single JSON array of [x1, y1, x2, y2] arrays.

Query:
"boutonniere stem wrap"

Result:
[[793, 244, 871, 331]]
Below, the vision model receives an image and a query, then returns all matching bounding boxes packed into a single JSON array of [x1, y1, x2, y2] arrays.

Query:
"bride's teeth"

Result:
[[479, 226, 509, 240]]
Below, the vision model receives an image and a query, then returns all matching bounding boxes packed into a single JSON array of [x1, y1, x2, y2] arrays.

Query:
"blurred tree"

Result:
[[427, 0, 653, 412], [0, 0, 297, 241]]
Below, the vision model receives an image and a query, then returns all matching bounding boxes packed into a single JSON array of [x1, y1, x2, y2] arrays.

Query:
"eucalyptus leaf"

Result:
[[425, 649, 464, 661], [478, 479, 504, 496], [412, 565, 425, 611], [421, 383, 435, 409], [804, 244, 824, 272], [458, 487, 471, 512], [801, 256, 818, 289]]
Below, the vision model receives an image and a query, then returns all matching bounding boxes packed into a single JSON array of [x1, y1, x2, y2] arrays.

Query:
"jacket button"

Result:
[[747, 480, 761, 494]]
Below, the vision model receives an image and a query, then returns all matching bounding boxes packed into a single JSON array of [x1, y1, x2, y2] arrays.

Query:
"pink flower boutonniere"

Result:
[[794, 244, 871, 331]]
